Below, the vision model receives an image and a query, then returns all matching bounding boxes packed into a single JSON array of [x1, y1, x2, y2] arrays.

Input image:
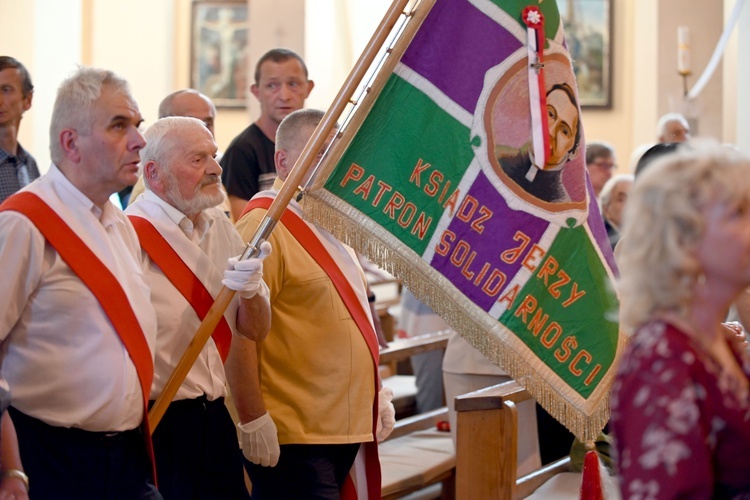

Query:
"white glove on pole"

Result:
[[376, 386, 396, 442], [223, 241, 272, 299], [238, 411, 280, 467]]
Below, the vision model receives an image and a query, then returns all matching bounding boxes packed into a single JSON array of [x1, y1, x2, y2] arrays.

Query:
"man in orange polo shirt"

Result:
[[231, 109, 395, 499]]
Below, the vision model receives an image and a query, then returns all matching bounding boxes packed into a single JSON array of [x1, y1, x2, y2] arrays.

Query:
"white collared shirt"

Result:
[[126, 190, 246, 401], [0, 164, 158, 431]]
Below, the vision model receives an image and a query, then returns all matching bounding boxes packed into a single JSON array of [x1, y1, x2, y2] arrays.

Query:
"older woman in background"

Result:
[[599, 173, 633, 249], [612, 142, 750, 498]]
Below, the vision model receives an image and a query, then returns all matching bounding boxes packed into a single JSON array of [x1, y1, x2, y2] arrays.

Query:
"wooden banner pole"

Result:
[[149, 0, 414, 431]]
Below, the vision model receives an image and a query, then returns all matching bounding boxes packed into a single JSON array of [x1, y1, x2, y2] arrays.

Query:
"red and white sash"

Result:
[[242, 195, 381, 499], [0, 192, 157, 482], [128, 215, 232, 362]]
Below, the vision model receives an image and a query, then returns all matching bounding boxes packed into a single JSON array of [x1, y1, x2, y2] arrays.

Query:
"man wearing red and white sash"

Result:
[[233, 109, 395, 499], [125, 116, 272, 499], [0, 67, 160, 499]]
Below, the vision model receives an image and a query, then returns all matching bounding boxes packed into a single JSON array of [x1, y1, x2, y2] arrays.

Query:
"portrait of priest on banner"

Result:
[[477, 51, 588, 221]]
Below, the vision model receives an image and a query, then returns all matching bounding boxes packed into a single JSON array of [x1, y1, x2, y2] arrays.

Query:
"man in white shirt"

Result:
[[0, 67, 160, 498], [126, 116, 272, 499]]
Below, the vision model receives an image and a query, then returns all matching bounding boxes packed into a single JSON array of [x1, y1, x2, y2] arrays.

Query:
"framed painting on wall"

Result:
[[558, 0, 613, 108], [190, 0, 249, 108]]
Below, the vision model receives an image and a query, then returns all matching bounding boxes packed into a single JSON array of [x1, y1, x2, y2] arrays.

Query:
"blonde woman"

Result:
[[612, 142, 750, 498]]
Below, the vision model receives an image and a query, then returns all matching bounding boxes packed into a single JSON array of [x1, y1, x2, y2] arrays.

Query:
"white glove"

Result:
[[238, 411, 280, 467], [376, 386, 396, 442], [223, 241, 272, 299]]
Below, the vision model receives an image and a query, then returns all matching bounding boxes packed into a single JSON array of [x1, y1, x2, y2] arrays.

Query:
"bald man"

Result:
[[159, 89, 216, 136], [128, 90, 230, 214]]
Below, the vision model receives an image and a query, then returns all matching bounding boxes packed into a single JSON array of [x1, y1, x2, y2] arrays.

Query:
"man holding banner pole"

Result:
[[302, 0, 621, 458], [233, 109, 395, 499], [126, 116, 272, 499]]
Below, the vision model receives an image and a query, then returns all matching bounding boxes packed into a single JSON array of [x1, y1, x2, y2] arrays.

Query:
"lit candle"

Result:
[[678, 26, 691, 74]]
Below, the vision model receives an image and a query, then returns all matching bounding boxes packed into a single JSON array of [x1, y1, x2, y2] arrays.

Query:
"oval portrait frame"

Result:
[[471, 44, 589, 227]]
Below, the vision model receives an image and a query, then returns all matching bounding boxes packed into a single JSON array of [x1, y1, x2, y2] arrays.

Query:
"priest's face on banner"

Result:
[[546, 85, 580, 169], [475, 52, 588, 221]]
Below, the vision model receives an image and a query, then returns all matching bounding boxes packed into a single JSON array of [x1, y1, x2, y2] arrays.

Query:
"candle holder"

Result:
[[678, 70, 691, 98]]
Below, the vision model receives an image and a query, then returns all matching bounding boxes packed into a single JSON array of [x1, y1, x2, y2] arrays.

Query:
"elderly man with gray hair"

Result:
[[0, 66, 159, 499], [233, 109, 395, 499], [126, 89, 231, 212], [125, 116, 274, 499], [657, 112, 691, 143]]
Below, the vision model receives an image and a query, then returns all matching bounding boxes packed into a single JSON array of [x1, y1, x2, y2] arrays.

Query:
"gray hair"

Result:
[[49, 66, 132, 164], [656, 112, 689, 140], [141, 116, 206, 190], [618, 141, 750, 333], [598, 173, 634, 210]]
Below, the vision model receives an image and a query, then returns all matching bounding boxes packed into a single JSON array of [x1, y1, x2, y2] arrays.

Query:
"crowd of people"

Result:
[[1, 44, 749, 500], [400, 106, 750, 497], [0, 51, 394, 500]]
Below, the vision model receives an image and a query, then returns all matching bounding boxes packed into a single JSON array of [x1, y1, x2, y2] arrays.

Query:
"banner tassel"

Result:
[[580, 441, 604, 500], [305, 189, 613, 442]]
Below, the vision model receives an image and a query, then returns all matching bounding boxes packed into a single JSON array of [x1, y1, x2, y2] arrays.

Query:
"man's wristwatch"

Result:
[[2, 468, 29, 492]]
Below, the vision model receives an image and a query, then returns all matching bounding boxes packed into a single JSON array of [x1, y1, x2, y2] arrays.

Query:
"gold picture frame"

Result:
[[190, 0, 249, 108], [558, 0, 613, 108]]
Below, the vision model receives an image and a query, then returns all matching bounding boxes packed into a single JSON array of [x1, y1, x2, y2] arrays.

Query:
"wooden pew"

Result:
[[455, 381, 572, 499], [380, 406, 455, 499], [379, 330, 451, 364], [379, 330, 451, 419], [378, 330, 455, 499]]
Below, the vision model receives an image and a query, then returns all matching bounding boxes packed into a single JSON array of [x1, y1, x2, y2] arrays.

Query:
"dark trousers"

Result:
[[8, 406, 161, 500], [536, 403, 576, 465], [244, 443, 360, 500], [150, 396, 249, 500]]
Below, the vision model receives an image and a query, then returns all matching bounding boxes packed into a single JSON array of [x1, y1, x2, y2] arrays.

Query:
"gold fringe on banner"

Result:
[[304, 188, 614, 442]]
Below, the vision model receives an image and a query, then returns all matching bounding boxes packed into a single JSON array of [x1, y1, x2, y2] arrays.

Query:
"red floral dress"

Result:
[[611, 321, 750, 499]]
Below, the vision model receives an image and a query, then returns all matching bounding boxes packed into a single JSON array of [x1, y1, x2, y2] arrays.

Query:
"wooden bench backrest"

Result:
[[454, 380, 571, 499]]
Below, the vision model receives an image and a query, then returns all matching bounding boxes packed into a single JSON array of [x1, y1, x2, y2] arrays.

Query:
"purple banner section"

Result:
[[429, 169, 549, 311], [584, 180, 619, 275], [401, 0, 523, 114]]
